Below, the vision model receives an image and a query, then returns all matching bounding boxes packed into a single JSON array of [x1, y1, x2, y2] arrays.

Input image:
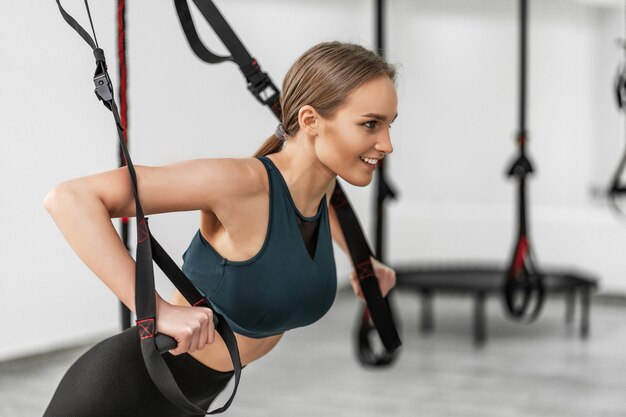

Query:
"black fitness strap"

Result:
[[503, 0, 544, 322], [174, 0, 402, 355], [330, 185, 402, 353], [55, 1, 241, 414], [354, 0, 401, 367], [174, 0, 282, 117], [609, 2, 626, 211]]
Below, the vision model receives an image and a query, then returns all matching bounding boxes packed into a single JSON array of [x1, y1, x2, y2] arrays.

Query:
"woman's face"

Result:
[[315, 74, 398, 187]]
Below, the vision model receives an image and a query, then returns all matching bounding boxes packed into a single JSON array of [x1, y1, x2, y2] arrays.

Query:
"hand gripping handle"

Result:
[[155, 316, 220, 354]]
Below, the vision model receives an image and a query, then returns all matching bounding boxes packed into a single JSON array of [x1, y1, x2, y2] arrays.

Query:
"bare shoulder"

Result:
[[132, 157, 267, 216], [52, 156, 269, 219], [226, 156, 267, 192], [202, 157, 269, 215], [200, 157, 269, 239], [207, 157, 267, 197]]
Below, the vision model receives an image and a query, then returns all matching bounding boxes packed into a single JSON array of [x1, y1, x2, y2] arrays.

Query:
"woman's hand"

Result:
[[155, 298, 216, 356], [349, 256, 397, 302]]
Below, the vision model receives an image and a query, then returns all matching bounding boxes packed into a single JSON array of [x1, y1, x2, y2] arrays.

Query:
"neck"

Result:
[[266, 133, 335, 217]]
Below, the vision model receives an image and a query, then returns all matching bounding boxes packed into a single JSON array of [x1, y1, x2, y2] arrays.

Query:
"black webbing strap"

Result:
[[174, 0, 401, 355], [55, 1, 241, 414], [609, 5, 626, 209], [174, 0, 282, 116], [355, 0, 401, 367], [355, 156, 400, 365], [503, 0, 544, 322], [608, 133, 626, 215], [330, 185, 402, 353]]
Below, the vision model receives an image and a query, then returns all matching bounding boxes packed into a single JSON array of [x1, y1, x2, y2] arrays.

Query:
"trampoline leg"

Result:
[[419, 290, 434, 334], [580, 287, 591, 340], [474, 291, 487, 347], [565, 288, 576, 325]]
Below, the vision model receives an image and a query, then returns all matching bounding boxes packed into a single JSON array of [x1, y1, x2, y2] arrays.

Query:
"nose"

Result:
[[375, 128, 393, 155]]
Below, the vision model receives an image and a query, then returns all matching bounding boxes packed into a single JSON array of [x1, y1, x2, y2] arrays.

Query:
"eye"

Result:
[[363, 120, 378, 129]]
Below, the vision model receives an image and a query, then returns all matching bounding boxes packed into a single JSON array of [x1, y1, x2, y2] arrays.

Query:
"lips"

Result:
[[360, 156, 379, 166], [359, 156, 379, 170]]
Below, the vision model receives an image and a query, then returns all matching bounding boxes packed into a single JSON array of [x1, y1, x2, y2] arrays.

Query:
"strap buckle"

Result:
[[93, 71, 113, 104], [245, 62, 280, 107]]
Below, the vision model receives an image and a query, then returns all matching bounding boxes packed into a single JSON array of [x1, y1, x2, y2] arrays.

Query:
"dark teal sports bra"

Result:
[[181, 156, 337, 338]]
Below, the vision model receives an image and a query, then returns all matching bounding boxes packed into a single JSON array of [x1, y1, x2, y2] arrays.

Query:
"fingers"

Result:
[[381, 268, 397, 297], [161, 305, 217, 356], [196, 308, 215, 349], [190, 307, 215, 353], [350, 270, 365, 302], [350, 258, 397, 301], [207, 309, 216, 345]]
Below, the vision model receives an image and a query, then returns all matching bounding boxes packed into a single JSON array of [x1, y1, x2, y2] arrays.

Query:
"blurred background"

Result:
[[1, 0, 625, 416]]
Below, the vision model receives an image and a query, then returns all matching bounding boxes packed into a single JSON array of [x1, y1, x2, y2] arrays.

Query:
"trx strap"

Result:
[[355, 0, 400, 367], [117, 0, 132, 332], [55, 2, 241, 414], [174, 0, 402, 355], [174, 0, 281, 117], [609, 2, 626, 211], [503, 0, 544, 322]]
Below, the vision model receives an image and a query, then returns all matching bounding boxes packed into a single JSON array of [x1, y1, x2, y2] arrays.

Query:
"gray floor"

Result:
[[1, 288, 625, 417]]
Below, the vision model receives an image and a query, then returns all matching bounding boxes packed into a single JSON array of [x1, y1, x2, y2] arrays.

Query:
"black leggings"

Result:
[[43, 326, 234, 417]]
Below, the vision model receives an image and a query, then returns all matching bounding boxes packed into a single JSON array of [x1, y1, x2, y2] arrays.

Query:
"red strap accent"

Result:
[[193, 299, 208, 307], [356, 260, 375, 281], [512, 236, 529, 275], [136, 318, 155, 340], [117, 0, 128, 144], [137, 218, 149, 243]]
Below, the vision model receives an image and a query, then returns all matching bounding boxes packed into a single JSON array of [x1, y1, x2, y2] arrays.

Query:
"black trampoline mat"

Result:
[[394, 263, 598, 293]]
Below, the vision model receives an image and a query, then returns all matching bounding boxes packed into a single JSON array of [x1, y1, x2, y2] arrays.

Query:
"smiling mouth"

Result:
[[359, 156, 380, 167]]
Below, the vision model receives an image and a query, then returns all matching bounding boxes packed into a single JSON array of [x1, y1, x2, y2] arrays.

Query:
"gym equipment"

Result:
[[355, 0, 402, 367], [55, 2, 241, 414], [393, 0, 598, 342], [395, 264, 597, 346], [609, 1, 626, 211], [503, 0, 544, 321]]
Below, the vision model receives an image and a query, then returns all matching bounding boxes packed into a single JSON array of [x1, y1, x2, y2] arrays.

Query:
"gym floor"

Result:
[[1, 287, 624, 417]]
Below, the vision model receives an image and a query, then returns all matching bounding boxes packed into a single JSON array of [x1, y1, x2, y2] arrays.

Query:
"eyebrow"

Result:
[[361, 113, 399, 122]]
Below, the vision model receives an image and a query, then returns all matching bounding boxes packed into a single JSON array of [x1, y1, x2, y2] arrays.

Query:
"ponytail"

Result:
[[252, 133, 285, 157]]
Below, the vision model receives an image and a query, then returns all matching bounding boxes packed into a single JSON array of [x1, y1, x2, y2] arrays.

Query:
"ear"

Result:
[[297, 105, 320, 136]]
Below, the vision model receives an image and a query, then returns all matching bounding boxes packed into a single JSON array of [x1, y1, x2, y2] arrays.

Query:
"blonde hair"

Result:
[[253, 41, 396, 157]]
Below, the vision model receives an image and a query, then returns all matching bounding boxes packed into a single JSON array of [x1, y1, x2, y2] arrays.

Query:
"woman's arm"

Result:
[[44, 158, 260, 354]]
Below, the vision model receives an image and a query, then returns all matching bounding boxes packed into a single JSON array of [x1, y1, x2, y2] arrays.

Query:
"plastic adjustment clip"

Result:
[[94, 72, 113, 103]]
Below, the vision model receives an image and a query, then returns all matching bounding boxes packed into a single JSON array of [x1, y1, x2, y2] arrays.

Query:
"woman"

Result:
[[43, 41, 399, 416]]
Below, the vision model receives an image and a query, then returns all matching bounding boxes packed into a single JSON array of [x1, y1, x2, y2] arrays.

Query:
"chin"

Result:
[[337, 172, 374, 187]]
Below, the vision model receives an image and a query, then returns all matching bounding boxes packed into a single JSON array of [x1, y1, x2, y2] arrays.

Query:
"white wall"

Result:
[[384, 0, 626, 290], [0, 0, 624, 361]]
